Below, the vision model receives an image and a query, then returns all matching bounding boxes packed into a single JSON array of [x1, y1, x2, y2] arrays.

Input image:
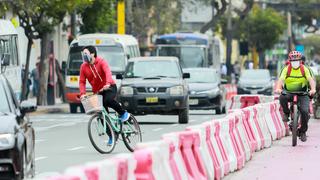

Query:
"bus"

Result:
[[0, 20, 21, 100], [65, 33, 140, 113], [153, 32, 223, 69]]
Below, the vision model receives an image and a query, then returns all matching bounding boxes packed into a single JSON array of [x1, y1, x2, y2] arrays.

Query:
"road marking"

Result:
[[190, 119, 196, 122], [153, 128, 163, 132], [35, 156, 48, 161], [35, 122, 77, 132], [67, 146, 86, 151], [171, 124, 179, 127], [35, 139, 46, 144]]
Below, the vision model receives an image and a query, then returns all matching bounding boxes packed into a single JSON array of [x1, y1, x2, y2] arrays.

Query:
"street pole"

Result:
[[287, 11, 293, 53], [226, 0, 233, 76], [117, 0, 125, 34]]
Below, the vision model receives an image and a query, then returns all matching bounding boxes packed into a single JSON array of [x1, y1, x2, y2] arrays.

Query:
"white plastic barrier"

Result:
[[186, 124, 215, 180], [255, 104, 272, 148], [162, 133, 189, 180], [219, 118, 237, 173], [136, 141, 175, 180], [274, 101, 287, 137], [113, 154, 137, 180], [246, 106, 263, 151]]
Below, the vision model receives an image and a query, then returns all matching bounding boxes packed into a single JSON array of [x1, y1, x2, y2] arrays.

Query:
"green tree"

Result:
[[243, 5, 286, 67], [1, 0, 91, 105], [80, 0, 116, 34]]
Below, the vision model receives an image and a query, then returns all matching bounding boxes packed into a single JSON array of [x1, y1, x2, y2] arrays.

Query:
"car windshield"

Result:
[[0, 82, 10, 113], [67, 45, 126, 74], [157, 46, 206, 68], [124, 60, 181, 78], [240, 70, 270, 80], [185, 70, 218, 83]]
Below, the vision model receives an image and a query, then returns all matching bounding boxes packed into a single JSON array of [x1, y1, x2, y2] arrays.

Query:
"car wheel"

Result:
[[215, 107, 222, 114], [178, 107, 189, 124], [30, 147, 36, 178], [70, 104, 77, 113], [17, 149, 26, 180], [222, 106, 226, 114]]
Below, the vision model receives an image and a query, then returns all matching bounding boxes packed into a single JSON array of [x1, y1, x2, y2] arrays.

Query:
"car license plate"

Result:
[[146, 97, 158, 103], [70, 76, 78, 82], [189, 99, 199, 105], [251, 90, 258, 94]]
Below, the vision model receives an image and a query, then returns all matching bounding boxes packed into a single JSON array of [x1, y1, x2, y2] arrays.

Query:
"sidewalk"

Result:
[[225, 118, 320, 180], [28, 97, 69, 115]]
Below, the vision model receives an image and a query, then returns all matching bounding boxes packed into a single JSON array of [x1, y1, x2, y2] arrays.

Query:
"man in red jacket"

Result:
[[79, 46, 129, 124]]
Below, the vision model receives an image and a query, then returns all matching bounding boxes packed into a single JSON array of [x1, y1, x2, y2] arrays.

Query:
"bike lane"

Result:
[[225, 118, 320, 180]]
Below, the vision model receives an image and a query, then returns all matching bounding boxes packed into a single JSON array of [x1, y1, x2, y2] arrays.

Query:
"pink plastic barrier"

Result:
[[241, 108, 258, 151], [134, 148, 155, 180], [274, 102, 288, 136], [177, 131, 207, 180], [227, 115, 245, 170], [186, 125, 215, 180], [213, 121, 230, 175], [162, 133, 189, 180], [255, 105, 272, 148], [46, 175, 81, 180]]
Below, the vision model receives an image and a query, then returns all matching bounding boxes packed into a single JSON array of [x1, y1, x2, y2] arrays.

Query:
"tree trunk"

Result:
[[55, 59, 66, 102], [258, 51, 265, 69], [37, 34, 50, 105], [21, 38, 33, 101]]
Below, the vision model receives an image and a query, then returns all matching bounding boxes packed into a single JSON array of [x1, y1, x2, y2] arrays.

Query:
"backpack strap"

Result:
[[286, 64, 292, 78], [300, 64, 305, 77]]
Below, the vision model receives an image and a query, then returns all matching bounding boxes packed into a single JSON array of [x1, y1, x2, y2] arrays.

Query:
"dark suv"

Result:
[[117, 56, 190, 123]]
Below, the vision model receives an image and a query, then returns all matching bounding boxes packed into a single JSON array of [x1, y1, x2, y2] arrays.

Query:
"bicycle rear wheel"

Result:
[[292, 105, 299, 147], [88, 114, 116, 153], [121, 114, 142, 152]]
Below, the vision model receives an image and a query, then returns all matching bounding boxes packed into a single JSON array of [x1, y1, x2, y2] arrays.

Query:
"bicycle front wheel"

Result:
[[292, 105, 299, 147], [121, 114, 142, 152], [88, 114, 116, 153]]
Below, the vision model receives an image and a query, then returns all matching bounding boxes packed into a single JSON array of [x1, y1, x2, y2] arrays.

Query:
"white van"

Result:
[[64, 33, 140, 113]]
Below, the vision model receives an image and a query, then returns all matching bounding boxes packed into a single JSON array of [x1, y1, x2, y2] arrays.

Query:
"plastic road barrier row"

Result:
[[45, 98, 287, 180]]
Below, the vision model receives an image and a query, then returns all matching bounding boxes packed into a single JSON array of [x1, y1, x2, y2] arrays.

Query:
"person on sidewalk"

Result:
[[79, 46, 129, 145], [275, 51, 316, 142], [30, 59, 40, 97]]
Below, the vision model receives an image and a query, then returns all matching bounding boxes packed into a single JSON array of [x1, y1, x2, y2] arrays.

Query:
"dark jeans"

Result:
[[98, 84, 125, 116], [279, 94, 310, 133]]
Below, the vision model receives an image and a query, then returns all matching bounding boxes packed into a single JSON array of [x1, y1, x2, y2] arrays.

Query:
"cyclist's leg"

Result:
[[279, 93, 293, 121], [298, 95, 310, 133], [102, 84, 126, 116]]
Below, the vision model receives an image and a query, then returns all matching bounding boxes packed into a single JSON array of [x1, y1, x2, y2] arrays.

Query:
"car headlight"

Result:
[[0, 134, 15, 150], [169, 86, 184, 95], [199, 88, 220, 96], [120, 86, 133, 95]]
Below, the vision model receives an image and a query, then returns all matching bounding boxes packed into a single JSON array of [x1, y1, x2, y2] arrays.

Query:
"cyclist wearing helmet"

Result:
[[275, 51, 316, 142]]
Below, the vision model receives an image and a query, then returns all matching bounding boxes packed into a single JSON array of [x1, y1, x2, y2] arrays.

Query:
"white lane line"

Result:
[[190, 119, 196, 122], [35, 139, 46, 144], [67, 146, 86, 151], [35, 122, 76, 132], [35, 156, 48, 161], [171, 124, 179, 127], [152, 128, 163, 132]]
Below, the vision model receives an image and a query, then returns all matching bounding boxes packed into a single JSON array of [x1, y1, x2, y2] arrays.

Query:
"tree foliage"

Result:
[[80, 0, 116, 34], [242, 5, 286, 53]]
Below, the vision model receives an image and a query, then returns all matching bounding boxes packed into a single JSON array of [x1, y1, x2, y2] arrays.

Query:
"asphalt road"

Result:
[[29, 110, 226, 177]]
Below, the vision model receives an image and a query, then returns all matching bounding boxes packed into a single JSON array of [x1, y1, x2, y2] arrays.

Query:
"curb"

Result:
[[29, 104, 69, 115]]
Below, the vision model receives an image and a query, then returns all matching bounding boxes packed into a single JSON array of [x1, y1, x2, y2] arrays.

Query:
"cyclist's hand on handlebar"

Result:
[[309, 89, 316, 96], [275, 88, 282, 94], [80, 94, 86, 100]]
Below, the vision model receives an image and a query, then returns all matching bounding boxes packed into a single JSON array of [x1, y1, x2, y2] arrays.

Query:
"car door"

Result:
[[5, 78, 35, 165]]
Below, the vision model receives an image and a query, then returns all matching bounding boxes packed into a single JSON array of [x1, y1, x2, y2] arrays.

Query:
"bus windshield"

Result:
[[156, 46, 206, 68], [67, 45, 126, 75]]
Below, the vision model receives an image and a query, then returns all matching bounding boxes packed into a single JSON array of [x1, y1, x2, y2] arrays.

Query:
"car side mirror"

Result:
[[116, 74, 123, 79], [1, 53, 10, 66], [221, 78, 228, 84], [271, 76, 276, 80], [20, 101, 37, 116], [183, 73, 190, 79]]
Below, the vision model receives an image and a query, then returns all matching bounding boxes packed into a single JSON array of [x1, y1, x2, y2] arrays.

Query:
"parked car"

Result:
[[0, 74, 36, 179], [237, 69, 273, 95], [116, 56, 190, 123], [183, 68, 227, 114]]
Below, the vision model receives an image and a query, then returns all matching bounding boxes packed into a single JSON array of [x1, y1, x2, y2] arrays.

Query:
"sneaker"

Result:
[[107, 138, 113, 146], [119, 111, 130, 122], [300, 132, 307, 142], [283, 113, 290, 122]]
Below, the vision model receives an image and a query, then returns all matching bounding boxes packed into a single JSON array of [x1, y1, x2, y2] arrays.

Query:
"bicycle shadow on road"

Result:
[[137, 121, 176, 125]]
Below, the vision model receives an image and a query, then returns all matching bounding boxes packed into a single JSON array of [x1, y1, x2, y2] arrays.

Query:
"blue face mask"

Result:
[[82, 52, 92, 63]]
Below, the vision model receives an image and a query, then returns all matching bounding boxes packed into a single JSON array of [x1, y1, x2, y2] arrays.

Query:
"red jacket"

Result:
[[79, 56, 115, 95]]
